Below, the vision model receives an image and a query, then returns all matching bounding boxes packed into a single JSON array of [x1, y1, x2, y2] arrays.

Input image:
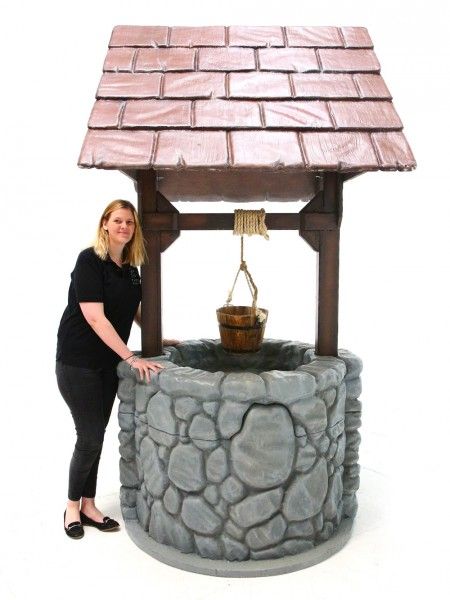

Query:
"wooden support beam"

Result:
[[300, 173, 343, 357], [136, 171, 163, 357]]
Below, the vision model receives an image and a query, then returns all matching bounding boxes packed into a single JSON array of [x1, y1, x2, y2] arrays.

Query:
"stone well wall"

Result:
[[118, 340, 362, 563]]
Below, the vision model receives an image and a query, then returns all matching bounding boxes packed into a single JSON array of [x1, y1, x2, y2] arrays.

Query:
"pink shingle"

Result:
[[329, 101, 402, 129], [78, 130, 155, 168], [371, 131, 416, 170], [103, 48, 136, 72], [88, 100, 123, 128], [229, 72, 292, 98], [122, 100, 191, 128], [264, 101, 333, 128], [286, 26, 343, 47], [230, 131, 303, 167], [340, 27, 373, 48], [229, 26, 284, 47], [194, 100, 261, 128], [97, 73, 161, 99], [353, 74, 391, 99], [301, 132, 379, 170], [292, 73, 359, 98], [163, 72, 226, 98], [169, 26, 226, 47], [319, 49, 380, 72], [109, 26, 169, 47], [135, 48, 196, 72], [154, 130, 229, 167], [258, 48, 319, 72], [198, 47, 256, 71]]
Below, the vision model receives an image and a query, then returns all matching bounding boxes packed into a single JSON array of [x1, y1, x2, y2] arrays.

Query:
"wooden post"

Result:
[[316, 173, 343, 356], [136, 170, 162, 357]]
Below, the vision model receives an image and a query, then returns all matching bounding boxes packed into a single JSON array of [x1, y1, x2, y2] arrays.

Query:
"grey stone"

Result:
[[343, 493, 358, 518], [194, 535, 222, 559], [215, 499, 228, 518], [189, 414, 218, 441], [135, 423, 147, 451], [147, 392, 177, 447], [230, 488, 283, 528], [345, 412, 362, 431], [334, 433, 346, 466], [327, 441, 338, 460], [311, 433, 330, 454], [159, 366, 224, 401], [181, 497, 223, 535], [250, 539, 313, 559], [141, 437, 169, 498], [120, 457, 140, 488], [327, 463, 335, 476], [286, 519, 314, 538], [339, 350, 363, 379], [346, 398, 362, 413], [174, 396, 201, 421], [179, 422, 188, 439], [117, 377, 135, 403], [318, 521, 334, 542], [222, 372, 266, 402], [206, 447, 229, 483], [217, 401, 249, 438], [245, 514, 287, 550], [231, 404, 295, 489], [203, 401, 219, 417], [328, 382, 346, 428], [136, 490, 151, 531], [120, 486, 137, 508], [119, 430, 135, 461], [221, 534, 249, 561], [135, 382, 158, 413], [121, 506, 137, 520], [158, 445, 169, 462], [291, 396, 327, 433], [149, 500, 194, 553], [322, 388, 336, 408], [118, 411, 134, 432], [262, 370, 316, 403], [204, 484, 219, 505], [168, 444, 206, 492], [313, 512, 323, 531], [163, 485, 181, 515], [346, 378, 362, 401], [323, 469, 343, 520], [299, 362, 341, 392], [220, 476, 245, 503], [328, 419, 345, 440], [224, 519, 245, 541], [283, 457, 328, 520], [295, 443, 317, 472]]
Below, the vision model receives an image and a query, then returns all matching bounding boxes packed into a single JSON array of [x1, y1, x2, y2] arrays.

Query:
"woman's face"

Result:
[[104, 208, 135, 247]]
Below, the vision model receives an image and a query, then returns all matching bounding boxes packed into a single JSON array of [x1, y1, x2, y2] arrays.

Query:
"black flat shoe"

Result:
[[64, 510, 84, 539], [80, 511, 120, 532]]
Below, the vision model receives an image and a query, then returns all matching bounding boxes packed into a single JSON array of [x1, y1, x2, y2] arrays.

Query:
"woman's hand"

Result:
[[127, 357, 164, 383]]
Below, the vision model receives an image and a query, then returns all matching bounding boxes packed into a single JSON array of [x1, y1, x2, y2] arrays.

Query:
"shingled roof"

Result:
[[78, 25, 416, 173]]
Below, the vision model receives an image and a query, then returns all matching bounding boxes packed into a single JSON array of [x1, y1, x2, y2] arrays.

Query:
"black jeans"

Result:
[[55, 361, 119, 501]]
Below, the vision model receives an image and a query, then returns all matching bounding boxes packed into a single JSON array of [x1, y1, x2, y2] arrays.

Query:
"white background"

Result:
[[1, 1, 449, 598]]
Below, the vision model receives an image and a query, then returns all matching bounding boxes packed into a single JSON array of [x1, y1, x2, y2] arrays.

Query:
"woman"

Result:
[[56, 199, 176, 539]]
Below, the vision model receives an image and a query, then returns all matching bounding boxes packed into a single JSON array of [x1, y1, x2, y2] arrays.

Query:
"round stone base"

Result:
[[123, 515, 354, 577]]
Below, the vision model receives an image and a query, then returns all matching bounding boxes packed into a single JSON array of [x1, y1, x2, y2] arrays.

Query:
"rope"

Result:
[[223, 209, 269, 324], [233, 209, 269, 240]]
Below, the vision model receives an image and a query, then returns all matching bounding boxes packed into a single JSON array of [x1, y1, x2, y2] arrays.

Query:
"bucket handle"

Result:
[[225, 236, 258, 315]]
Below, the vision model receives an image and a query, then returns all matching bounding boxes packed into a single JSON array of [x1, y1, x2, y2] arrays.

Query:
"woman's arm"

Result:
[[79, 302, 162, 382]]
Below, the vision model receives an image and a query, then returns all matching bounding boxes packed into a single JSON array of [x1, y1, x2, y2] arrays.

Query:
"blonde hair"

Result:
[[93, 200, 146, 266]]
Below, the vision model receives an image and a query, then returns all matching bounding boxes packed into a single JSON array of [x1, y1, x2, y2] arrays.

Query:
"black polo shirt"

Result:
[[56, 247, 142, 369]]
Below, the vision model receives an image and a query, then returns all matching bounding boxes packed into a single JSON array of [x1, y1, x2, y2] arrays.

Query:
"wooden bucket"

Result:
[[216, 305, 269, 352]]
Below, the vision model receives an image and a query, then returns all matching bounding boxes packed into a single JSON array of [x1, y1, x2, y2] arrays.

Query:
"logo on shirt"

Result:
[[130, 268, 141, 286]]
